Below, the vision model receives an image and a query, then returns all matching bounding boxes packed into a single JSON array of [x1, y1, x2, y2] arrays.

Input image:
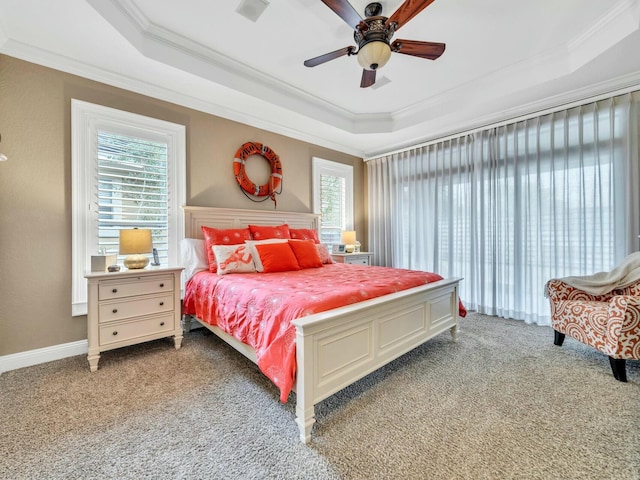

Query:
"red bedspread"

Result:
[[183, 263, 466, 402]]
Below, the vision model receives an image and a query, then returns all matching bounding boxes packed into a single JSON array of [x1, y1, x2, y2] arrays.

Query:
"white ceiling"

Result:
[[1, 0, 640, 157]]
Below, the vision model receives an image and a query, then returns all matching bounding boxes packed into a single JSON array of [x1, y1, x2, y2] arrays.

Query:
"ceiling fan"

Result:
[[304, 0, 445, 88]]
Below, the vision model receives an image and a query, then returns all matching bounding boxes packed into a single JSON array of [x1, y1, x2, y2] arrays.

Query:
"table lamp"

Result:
[[119, 228, 152, 269], [341, 230, 357, 253]]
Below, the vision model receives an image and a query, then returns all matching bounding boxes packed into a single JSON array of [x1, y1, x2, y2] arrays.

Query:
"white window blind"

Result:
[[96, 130, 170, 264], [312, 158, 353, 245], [319, 173, 346, 244]]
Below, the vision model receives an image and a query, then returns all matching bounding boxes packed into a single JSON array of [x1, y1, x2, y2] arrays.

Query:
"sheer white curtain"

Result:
[[367, 92, 640, 325]]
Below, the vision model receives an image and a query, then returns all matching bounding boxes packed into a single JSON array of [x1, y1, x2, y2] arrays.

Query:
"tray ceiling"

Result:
[[1, 0, 639, 157]]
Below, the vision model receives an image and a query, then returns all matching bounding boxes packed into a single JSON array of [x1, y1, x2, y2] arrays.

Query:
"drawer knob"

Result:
[[112, 288, 118, 293], [112, 308, 118, 314], [160, 321, 165, 326], [159, 283, 165, 288], [112, 331, 118, 336], [159, 301, 164, 306]]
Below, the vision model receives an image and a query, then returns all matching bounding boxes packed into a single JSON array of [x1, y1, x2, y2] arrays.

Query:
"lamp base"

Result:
[[124, 254, 149, 269]]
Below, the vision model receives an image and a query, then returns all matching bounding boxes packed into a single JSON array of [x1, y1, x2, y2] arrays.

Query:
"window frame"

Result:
[[312, 157, 353, 244], [71, 99, 186, 316]]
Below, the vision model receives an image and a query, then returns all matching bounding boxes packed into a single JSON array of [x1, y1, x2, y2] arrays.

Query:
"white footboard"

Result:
[[291, 277, 461, 443]]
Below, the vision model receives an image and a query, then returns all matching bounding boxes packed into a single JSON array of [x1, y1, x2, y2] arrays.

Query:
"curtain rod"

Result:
[[364, 82, 640, 161]]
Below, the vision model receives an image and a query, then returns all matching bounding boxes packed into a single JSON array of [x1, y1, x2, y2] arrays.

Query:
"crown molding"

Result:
[[3, 0, 639, 158], [392, 0, 640, 133], [0, 38, 365, 157], [569, 0, 639, 51], [87, 0, 392, 135], [365, 70, 640, 159], [87, 0, 640, 140], [567, 0, 640, 70]]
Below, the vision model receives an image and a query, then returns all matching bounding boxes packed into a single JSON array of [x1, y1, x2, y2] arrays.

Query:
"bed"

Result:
[[181, 206, 463, 443]]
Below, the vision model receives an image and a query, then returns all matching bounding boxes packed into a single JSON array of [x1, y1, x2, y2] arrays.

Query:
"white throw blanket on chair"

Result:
[[546, 251, 640, 297]]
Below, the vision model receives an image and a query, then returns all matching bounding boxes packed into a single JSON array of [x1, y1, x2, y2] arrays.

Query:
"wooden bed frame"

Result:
[[182, 206, 462, 443]]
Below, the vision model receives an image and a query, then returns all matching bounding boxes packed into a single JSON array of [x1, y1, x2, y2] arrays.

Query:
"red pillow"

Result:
[[249, 224, 291, 240], [201, 226, 252, 272], [289, 228, 320, 244], [254, 242, 300, 273], [288, 240, 323, 269]]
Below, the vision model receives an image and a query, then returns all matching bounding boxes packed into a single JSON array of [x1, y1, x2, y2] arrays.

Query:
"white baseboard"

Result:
[[0, 340, 88, 374], [0, 318, 198, 375]]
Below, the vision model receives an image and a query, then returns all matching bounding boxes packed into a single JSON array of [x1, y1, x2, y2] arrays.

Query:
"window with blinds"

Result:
[[72, 99, 185, 316], [96, 130, 169, 264], [312, 157, 353, 245], [319, 173, 346, 244]]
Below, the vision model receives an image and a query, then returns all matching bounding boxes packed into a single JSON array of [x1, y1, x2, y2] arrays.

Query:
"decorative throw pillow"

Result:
[[212, 244, 256, 275], [316, 244, 334, 264], [288, 239, 323, 269], [254, 242, 300, 273], [248, 224, 291, 240], [289, 228, 320, 244], [245, 239, 288, 272], [201, 226, 252, 272]]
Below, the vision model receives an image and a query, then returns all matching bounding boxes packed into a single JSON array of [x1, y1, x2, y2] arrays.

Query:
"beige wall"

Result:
[[0, 54, 364, 356]]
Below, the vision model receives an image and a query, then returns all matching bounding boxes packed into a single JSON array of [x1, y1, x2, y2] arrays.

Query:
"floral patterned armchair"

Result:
[[546, 279, 640, 381]]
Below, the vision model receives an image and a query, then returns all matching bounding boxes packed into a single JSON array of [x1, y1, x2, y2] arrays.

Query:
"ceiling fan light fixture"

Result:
[[357, 41, 391, 71]]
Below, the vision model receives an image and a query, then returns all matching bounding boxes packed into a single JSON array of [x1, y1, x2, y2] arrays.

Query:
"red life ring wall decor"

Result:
[[233, 142, 283, 208]]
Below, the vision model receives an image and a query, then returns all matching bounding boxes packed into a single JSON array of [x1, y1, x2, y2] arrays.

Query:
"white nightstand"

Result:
[[331, 252, 373, 266], [85, 266, 184, 372]]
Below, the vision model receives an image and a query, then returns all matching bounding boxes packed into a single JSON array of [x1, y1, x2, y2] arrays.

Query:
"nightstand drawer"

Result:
[[98, 294, 174, 323], [98, 274, 174, 300], [99, 314, 174, 345], [345, 256, 370, 265]]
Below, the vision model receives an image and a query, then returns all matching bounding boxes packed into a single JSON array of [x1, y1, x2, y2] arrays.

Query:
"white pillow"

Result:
[[212, 244, 257, 275], [245, 239, 288, 272], [180, 238, 208, 283]]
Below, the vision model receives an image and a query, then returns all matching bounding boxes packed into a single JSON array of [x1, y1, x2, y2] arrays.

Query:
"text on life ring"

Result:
[[233, 142, 282, 199]]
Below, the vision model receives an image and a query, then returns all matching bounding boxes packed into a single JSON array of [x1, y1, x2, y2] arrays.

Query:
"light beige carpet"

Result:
[[1, 313, 638, 479]]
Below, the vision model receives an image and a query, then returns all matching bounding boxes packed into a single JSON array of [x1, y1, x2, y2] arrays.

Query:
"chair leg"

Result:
[[553, 330, 565, 346], [609, 357, 627, 382]]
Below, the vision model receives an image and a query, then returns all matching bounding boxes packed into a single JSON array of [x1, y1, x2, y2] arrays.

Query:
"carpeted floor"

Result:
[[1, 313, 638, 480]]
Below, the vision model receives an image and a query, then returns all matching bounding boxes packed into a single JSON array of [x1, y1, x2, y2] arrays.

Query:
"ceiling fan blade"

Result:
[[388, 0, 436, 30], [321, 0, 363, 29], [304, 46, 355, 67], [391, 39, 445, 60], [360, 69, 376, 88]]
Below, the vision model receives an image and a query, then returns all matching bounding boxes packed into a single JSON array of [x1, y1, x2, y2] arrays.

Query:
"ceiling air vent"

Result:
[[236, 0, 270, 22]]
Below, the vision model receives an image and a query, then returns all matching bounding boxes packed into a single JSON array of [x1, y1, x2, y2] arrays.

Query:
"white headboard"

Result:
[[183, 206, 321, 240]]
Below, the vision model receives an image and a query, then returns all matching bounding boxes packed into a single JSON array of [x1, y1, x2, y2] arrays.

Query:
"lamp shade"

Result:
[[357, 41, 391, 71], [119, 228, 152, 254], [119, 228, 152, 269], [341, 230, 357, 245]]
